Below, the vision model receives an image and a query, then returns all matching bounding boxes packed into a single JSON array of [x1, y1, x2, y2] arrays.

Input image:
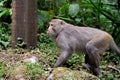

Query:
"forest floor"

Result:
[[0, 46, 120, 80]]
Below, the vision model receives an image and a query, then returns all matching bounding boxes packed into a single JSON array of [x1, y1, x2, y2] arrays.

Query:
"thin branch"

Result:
[[108, 66, 120, 73]]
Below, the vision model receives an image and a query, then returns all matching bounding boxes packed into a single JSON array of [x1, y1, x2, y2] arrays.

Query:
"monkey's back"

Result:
[[57, 25, 112, 53], [62, 25, 109, 41]]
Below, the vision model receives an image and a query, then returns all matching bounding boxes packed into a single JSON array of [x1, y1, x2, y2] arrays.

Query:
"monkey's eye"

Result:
[[50, 24, 53, 26]]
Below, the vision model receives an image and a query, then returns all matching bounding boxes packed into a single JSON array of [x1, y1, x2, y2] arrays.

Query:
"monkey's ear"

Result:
[[60, 21, 65, 25]]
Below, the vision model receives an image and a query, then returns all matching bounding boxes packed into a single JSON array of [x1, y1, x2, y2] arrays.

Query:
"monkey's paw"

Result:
[[82, 64, 90, 70]]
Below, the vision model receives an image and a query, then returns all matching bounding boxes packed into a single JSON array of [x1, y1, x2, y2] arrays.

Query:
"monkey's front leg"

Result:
[[47, 50, 72, 80], [54, 50, 72, 68]]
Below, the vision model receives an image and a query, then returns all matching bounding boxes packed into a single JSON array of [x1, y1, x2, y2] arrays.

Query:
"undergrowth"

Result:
[[0, 33, 120, 80]]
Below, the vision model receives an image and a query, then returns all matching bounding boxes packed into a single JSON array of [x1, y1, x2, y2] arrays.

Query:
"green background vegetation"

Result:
[[0, 0, 120, 80]]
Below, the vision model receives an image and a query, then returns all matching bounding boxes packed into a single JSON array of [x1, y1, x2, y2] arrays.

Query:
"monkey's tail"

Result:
[[110, 40, 120, 57]]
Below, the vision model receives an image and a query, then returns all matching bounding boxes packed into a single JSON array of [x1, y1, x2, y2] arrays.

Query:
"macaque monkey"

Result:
[[47, 19, 120, 76]]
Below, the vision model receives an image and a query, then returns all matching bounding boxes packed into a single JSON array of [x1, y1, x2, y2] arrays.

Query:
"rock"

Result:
[[23, 56, 38, 63], [15, 75, 26, 80], [46, 67, 100, 80]]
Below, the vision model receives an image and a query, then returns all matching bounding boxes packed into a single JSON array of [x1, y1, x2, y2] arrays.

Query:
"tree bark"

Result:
[[12, 0, 37, 48]]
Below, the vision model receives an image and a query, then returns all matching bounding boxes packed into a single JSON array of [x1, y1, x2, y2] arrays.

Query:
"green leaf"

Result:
[[0, 41, 9, 48], [59, 3, 69, 16], [69, 3, 80, 18], [37, 10, 50, 33], [75, 18, 81, 23], [107, 74, 114, 79], [0, 9, 10, 17]]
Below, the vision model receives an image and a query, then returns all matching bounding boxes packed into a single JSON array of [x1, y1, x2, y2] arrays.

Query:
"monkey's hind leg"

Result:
[[82, 54, 91, 70], [85, 39, 103, 76]]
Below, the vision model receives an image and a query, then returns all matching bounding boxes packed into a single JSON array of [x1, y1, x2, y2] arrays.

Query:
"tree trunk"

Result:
[[12, 0, 37, 48]]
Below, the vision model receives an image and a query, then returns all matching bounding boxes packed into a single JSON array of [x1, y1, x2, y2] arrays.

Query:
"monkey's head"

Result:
[[47, 19, 65, 39]]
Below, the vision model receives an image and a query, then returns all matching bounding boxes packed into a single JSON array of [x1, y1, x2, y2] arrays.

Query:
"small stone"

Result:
[[15, 75, 25, 80], [23, 56, 38, 63]]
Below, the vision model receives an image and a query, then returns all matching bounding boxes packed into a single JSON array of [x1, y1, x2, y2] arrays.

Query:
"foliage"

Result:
[[25, 63, 44, 79], [0, 0, 120, 79], [0, 0, 11, 49], [69, 3, 80, 18], [16, 37, 26, 48], [8, 63, 44, 80], [0, 0, 11, 22], [103, 52, 120, 64], [66, 54, 84, 69], [37, 33, 55, 48], [37, 10, 51, 33], [0, 62, 7, 78], [0, 23, 11, 49]]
